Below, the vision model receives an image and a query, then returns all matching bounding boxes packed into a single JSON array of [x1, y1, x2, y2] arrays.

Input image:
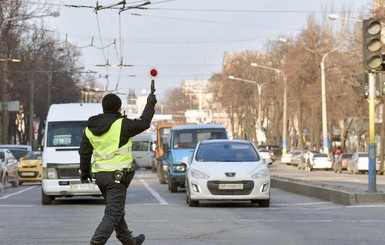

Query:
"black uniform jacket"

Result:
[[78, 102, 155, 172]]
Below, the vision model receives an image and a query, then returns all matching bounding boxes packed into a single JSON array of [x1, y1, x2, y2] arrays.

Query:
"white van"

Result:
[[131, 132, 156, 170], [41, 103, 102, 205]]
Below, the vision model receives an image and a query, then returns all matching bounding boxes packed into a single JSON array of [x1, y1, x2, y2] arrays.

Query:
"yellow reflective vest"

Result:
[[85, 118, 133, 173]]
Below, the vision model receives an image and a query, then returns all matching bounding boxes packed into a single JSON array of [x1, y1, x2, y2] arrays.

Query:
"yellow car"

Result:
[[18, 151, 42, 185]]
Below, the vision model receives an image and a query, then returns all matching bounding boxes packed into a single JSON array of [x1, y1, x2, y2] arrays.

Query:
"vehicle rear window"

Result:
[[132, 141, 150, 151]]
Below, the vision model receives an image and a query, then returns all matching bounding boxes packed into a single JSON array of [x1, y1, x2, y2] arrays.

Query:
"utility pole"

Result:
[[1, 52, 9, 144]]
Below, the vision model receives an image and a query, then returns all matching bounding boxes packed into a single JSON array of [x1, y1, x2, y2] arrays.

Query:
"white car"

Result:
[[184, 139, 270, 207], [347, 152, 369, 174], [257, 149, 273, 165], [281, 150, 302, 165], [307, 152, 333, 170]]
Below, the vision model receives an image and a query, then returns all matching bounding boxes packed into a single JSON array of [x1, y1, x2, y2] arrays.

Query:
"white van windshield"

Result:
[[47, 121, 87, 147]]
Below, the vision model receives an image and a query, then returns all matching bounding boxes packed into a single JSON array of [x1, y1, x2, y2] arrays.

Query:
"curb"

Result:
[[271, 176, 385, 205]]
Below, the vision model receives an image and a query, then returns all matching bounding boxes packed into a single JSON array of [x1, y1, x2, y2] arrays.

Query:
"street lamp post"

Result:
[[306, 46, 341, 154], [1, 11, 60, 144], [250, 63, 288, 154], [228, 75, 266, 144]]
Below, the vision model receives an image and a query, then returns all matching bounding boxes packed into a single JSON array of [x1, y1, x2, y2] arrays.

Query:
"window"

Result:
[[132, 141, 150, 151], [47, 121, 87, 147], [173, 129, 227, 149]]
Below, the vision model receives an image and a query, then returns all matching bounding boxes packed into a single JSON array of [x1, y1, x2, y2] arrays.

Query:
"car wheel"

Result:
[[168, 178, 177, 193], [258, 199, 270, 207], [187, 196, 199, 207], [41, 189, 54, 205], [158, 168, 166, 184], [11, 176, 19, 187], [3, 174, 8, 187]]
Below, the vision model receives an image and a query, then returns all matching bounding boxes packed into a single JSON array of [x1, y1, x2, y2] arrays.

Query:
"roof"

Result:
[[0, 144, 32, 151], [171, 124, 226, 131], [47, 103, 103, 121], [156, 122, 191, 129]]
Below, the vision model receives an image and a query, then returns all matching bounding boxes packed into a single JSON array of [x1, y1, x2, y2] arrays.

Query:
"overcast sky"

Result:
[[38, 0, 371, 99]]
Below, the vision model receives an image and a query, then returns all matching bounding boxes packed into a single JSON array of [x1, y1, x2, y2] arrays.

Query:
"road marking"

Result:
[[294, 220, 331, 222], [0, 186, 36, 200], [140, 179, 168, 205], [273, 202, 331, 206]]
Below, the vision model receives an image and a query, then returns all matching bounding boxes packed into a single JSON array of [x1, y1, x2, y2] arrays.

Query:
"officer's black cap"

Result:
[[102, 93, 122, 112]]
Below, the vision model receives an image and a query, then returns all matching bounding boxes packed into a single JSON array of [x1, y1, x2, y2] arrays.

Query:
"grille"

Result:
[[58, 168, 80, 179], [207, 181, 254, 195]]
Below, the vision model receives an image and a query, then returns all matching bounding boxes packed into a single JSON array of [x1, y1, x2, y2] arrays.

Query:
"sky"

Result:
[[34, 0, 371, 100]]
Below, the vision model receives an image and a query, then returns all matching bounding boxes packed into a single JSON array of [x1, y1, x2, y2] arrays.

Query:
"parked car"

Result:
[[333, 153, 353, 173], [0, 144, 31, 160], [185, 139, 270, 207], [257, 149, 273, 165], [0, 149, 19, 188], [347, 152, 381, 174], [309, 153, 333, 170], [18, 151, 42, 185], [257, 144, 282, 161], [281, 150, 302, 165], [347, 152, 368, 174], [297, 150, 319, 169]]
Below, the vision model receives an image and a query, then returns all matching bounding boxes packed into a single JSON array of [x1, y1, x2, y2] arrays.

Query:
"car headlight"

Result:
[[190, 169, 209, 179], [251, 168, 269, 179], [47, 168, 58, 179], [173, 164, 186, 172]]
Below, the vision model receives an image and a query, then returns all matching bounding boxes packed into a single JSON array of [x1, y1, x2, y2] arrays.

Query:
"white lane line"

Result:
[[0, 186, 36, 200], [273, 202, 331, 206], [140, 179, 168, 205]]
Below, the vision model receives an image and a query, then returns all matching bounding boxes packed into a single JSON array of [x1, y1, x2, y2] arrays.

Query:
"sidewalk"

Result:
[[269, 163, 385, 205]]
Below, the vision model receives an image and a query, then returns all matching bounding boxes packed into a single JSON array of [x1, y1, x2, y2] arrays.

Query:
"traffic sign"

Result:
[[149, 67, 158, 78]]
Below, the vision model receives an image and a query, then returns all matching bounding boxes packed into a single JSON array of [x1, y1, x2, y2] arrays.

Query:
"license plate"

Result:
[[21, 172, 35, 176], [70, 184, 96, 191], [218, 183, 243, 190]]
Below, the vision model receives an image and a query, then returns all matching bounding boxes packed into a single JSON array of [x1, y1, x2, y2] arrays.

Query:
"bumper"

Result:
[[18, 167, 42, 182], [187, 178, 270, 201], [42, 179, 102, 196], [170, 175, 185, 185]]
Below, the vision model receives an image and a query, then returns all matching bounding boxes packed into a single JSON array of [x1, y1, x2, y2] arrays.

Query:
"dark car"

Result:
[[0, 149, 19, 188], [257, 144, 282, 161], [334, 153, 353, 173]]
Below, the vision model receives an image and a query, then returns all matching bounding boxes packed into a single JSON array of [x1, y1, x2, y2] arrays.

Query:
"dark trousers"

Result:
[[91, 172, 132, 244]]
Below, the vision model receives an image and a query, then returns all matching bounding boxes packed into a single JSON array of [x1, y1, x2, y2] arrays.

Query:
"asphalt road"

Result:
[[1, 169, 385, 245]]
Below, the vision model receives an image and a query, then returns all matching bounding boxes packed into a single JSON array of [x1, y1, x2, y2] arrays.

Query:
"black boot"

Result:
[[123, 234, 145, 245]]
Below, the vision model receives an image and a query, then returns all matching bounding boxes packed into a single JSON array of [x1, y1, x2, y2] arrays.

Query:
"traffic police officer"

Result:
[[79, 91, 156, 245]]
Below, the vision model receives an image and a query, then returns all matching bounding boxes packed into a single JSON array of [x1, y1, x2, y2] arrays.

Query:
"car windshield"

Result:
[[341, 154, 352, 159], [314, 153, 328, 158], [359, 153, 368, 158], [47, 121, 87, 147], [173, 129, 227, 149], [196, 141, 260, 162], [7, 149, 29, 160], [24, 151, 42, 160]]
